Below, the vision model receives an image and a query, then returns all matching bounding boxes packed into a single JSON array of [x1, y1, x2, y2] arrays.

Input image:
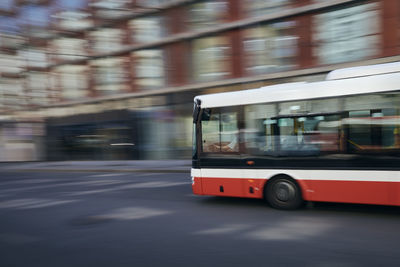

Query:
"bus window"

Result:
[[345, 108, 400, 154], [312, 115, 341, 152], [244, 103, 277, 155], [278, 117, 320, 155], [201, 109, 220, 152], [202, 108, 239, 153]]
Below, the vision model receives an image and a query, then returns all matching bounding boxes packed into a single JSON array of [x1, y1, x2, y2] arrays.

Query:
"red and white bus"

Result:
[[191, 62, 400, 209]]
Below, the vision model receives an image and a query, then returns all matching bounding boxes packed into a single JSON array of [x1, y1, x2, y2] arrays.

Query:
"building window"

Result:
[[0, 34, 24, 49], [19, 5, 52, 28], [0, 78, 25, 110], [18, 47, 48, 68], [50, 37, 87, 63], [313, 3, 380, 65], [0, 53, 24, 74], [89, 27, 125, 53], [18, 4, 54, 38], [132, 49, 166, 90], [91, 57, 130, 95], [26, 71, 49, 106], [243, 21, 298, 75], [52, 10, 93, 32], [91, 0, 132, 19], [0, 0, 14, 12], [192, 36, 231, 82], [188, 0, 228, 31], [0, 17, 20, 35], [243, 0, 293, 18], [135, 0, 179, 8], [129, 16, 165, 44], [54, 65, 89, 100]]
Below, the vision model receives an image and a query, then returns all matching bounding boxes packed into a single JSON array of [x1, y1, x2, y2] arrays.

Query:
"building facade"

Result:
[[0, 0, 399, 161]]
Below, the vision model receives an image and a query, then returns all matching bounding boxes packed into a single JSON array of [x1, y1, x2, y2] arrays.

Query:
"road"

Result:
[[1, 170, 400, 267]]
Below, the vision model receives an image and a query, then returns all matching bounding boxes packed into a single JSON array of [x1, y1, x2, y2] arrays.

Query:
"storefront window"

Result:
[[313, 3, 380, 65], [132, 49, 165, 89], [129, 16, 165, 44], [243, 0, 292, 18], [192, 36, 231, 82], [137, 103, 193, 159], [243, 21, 297, 75], [188, 0, 228, 31]]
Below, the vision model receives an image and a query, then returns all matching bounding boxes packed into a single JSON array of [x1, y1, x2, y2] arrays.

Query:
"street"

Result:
[[1, 170, 400, 267]]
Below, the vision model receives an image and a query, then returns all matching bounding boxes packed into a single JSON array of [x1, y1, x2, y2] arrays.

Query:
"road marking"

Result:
[[194, 224, 250, 235], [136, 173, 165, 177], [0, 179, 126, 194], [0, 198, 80, 209], [101, 207, 173, 221], [87, 173, 127, 178], [0, 179, 54, 186], [66, 188, 114, 196], [119, 181, 191, 189], [185, 194, 201, 198], [66, 180, 126, 186], [244, 217, 336, 241], [66, 181, 191, 196]]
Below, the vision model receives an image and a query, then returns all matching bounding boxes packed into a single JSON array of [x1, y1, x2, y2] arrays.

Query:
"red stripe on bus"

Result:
[[192, 177, 400, 206]]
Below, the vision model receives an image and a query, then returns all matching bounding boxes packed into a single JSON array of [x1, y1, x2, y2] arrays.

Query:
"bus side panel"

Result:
[[201, 177, 245, 197], [391, 182, 400, 205], [242, 178, 265, 199], [303, 180, 393, 206], [192, 177, 203, 195]]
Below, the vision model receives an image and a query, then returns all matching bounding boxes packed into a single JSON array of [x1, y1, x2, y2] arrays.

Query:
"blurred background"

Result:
[[0, 0, 398, 161]]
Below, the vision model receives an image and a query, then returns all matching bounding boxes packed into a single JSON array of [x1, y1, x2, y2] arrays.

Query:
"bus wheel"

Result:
[[265, 176, 303, 210]]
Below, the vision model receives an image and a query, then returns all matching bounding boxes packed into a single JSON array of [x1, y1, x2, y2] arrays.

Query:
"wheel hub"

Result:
[[275, 181, 295, 202]]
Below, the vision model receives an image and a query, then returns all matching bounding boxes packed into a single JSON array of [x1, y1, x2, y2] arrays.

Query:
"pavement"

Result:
[[0, 160, 192, 173]]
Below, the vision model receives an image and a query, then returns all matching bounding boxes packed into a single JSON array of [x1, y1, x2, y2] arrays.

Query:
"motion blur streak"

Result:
[[0, 0, 397, 162]]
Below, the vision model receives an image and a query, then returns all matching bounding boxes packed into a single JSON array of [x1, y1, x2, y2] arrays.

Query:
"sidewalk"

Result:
[[0, 160, 192, 173]]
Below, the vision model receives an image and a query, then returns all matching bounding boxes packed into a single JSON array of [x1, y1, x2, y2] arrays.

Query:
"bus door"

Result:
[[199, 107, 244, 197]]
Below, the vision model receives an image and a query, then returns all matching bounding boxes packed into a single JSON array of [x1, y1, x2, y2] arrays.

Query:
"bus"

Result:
[[191, 62, 400, 209]]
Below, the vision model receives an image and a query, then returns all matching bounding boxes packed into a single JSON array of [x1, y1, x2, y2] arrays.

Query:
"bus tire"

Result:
[[265, 176, 303, 210]]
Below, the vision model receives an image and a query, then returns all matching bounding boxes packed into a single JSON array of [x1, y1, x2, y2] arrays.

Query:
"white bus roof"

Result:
[[326, 61, 400, 80], [195, 63, 400, 109]]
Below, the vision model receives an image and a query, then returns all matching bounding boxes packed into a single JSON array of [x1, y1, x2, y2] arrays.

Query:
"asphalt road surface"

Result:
[[1, 171, 400, 267]]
